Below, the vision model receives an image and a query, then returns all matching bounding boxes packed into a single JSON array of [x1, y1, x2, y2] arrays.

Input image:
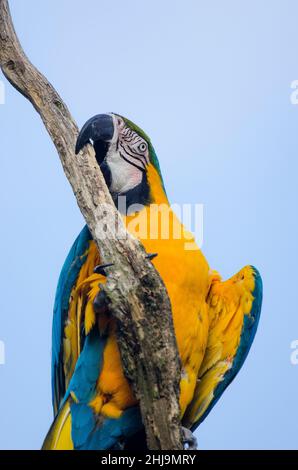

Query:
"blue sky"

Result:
[[0, 0, 298, 449]]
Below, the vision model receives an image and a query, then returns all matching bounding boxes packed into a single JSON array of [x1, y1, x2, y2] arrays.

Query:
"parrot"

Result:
[[42, 113, 263, 450]]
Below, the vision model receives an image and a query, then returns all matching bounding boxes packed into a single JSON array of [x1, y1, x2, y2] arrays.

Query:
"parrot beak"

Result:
[[75, 114, 115, 155]]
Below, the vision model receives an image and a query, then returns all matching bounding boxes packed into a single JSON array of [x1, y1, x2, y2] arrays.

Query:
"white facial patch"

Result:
[[108, 150, 143, 194], [105, 116, 149, 194]]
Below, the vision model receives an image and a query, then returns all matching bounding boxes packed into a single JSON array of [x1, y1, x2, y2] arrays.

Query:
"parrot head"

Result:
[[75, 113, 166, 211]]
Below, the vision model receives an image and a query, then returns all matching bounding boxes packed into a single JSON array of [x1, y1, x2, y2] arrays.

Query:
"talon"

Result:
[[182, 426, 197, 450], [146, 253, 158, 261], [94, 263, 114, 276], [93, 290, 109, 315]]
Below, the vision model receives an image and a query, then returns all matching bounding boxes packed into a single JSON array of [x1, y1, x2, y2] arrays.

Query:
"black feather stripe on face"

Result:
[[119, 149, 145, 172], [118, 123, 149, 170]]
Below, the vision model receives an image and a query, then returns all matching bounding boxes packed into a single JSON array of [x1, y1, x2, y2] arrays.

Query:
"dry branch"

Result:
[[0, 0, 183, 450]]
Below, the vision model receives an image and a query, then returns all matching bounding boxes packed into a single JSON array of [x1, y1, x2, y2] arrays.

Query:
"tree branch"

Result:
[[0, 0, 183, 450]]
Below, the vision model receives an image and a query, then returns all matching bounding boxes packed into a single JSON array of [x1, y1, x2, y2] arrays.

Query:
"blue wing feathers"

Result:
[[231, 266, 263, 372], [64, 327, 107, 404], [51, 225, 92, 413], [51, 225, 142, 449], [65, 327, 142, 450], [86, 408, 142, 450]]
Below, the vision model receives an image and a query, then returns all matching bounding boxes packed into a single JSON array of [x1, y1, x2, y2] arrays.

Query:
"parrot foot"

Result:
[[94, 263, 114, 276], [94, 254, 157, 276], [146, 252, 158, 261], [182, 427, 198, 450]]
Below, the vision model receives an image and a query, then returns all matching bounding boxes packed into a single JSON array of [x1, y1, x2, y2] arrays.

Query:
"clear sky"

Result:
[[0, 0, 297, 450]]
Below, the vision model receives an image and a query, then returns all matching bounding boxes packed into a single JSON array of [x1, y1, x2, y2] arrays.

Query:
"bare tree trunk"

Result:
[[0, 0, 183, 450]]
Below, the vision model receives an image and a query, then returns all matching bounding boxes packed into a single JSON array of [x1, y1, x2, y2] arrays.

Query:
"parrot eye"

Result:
[[138, 142, 147, 152]]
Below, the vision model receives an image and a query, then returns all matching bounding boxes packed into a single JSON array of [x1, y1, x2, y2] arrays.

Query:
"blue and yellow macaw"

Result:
[[43, 113, 262, 450]]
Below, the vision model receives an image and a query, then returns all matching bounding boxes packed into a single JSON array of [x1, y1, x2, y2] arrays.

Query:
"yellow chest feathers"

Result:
[[72, 203, 210, 417], [70, 164, 211, 417]]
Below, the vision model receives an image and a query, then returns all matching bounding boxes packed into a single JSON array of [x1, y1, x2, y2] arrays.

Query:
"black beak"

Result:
[[75, 114, 114, 154]]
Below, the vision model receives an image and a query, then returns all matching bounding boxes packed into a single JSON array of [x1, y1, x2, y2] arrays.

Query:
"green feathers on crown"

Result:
[[119, 115, 165, 188]]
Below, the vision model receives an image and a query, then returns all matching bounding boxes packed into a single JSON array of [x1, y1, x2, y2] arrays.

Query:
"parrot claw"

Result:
[[182, 427, 198, 450], [94, 254, 157, 276], [94, 263, 114, 276], [146, 253, 158, 261]]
